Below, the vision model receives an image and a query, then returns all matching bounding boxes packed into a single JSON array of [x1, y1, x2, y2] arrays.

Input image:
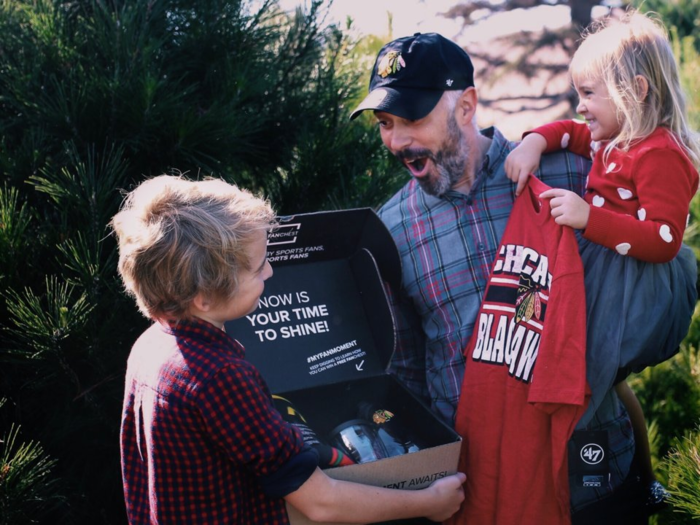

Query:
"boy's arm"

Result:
[[285, 468, 466, 524]]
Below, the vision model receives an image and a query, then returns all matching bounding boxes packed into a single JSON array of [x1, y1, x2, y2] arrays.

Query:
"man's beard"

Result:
[[397, 115, 470, 197]]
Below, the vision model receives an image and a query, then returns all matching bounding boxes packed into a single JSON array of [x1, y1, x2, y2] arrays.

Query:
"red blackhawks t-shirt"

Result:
[[447, 176, 590, 525]]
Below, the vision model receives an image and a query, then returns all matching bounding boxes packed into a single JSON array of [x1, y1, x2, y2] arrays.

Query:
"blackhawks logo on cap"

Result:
[[378, 51, 406, 78]]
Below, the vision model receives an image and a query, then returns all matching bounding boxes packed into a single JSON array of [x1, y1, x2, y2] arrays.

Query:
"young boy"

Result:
[[111, 175, 466, 524]]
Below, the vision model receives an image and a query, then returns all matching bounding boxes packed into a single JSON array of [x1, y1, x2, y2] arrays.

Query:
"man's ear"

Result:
[[635, 75, 649, 101], [455, 87, 478, 126]]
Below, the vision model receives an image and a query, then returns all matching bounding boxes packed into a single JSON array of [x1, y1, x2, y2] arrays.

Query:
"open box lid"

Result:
[[266, 208, 401, 290], [225, 208, 402, 394]]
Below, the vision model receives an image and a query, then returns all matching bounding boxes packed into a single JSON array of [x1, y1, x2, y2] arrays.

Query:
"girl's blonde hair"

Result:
[[111, 175, 276, 321], [570, 9, 700, 169]]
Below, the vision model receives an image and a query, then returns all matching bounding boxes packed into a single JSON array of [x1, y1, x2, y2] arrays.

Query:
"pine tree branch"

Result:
[[72, 371, 124, 402]]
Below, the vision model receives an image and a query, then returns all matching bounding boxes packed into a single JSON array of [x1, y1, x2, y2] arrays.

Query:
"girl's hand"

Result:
[[505, 133, 548, 196], [539, 188, 590, 229]]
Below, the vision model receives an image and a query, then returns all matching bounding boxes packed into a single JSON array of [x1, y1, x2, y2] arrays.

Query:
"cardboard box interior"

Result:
[[225, 209, 462, 524], [273, 375, 458, 462]]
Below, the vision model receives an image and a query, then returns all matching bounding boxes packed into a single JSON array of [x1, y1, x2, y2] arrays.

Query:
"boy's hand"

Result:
[[539, 188, 590, 229], [425, 472, 466, 522], [505, 133, 548, 196]]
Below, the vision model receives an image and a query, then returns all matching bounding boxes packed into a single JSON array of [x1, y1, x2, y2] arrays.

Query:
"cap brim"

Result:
[[349, 87, 444, 121]]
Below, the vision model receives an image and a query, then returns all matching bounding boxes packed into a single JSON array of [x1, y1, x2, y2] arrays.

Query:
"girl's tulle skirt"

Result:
[[578, 234, 697, 426]]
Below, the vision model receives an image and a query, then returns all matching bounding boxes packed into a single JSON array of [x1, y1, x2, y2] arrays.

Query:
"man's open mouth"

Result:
[[406, 157, 427, 174], [398, 148, 433, 178]]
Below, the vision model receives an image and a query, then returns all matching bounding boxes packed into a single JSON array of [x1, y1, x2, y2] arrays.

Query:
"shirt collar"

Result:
[[164, 317, 243, 357], [480, 126, 510, 178]]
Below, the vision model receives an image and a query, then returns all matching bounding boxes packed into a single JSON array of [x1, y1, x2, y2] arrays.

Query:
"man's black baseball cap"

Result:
[[350, 32, 474, 121]]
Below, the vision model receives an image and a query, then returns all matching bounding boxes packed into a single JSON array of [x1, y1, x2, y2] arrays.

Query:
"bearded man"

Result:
[[351, 33, 646, 524]]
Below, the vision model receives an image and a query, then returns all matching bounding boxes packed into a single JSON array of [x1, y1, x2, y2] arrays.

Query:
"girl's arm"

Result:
[[506, 120, 592, 196], [285, 468, 466, 524], [528, 119, 593, 158], [506, 133, 547, 196]]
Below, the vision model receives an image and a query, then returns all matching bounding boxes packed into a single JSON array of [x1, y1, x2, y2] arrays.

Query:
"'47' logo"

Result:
[[580, 443, 605, 465]]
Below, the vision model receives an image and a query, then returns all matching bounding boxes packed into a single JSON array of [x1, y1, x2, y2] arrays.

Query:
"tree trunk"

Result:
[[569, 0, 600, 31]]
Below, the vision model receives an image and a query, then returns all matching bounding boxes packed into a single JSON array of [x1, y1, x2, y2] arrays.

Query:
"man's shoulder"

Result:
[[537, 149, 590, 194], [539, 148, 591, 173], [377, 180, 416, 226]]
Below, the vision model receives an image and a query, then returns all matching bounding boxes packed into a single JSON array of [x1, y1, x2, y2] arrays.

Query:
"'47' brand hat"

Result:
[[350, 32, 475, 120]]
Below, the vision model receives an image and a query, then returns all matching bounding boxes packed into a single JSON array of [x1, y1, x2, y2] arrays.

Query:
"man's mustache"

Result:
[[396, 148, 433, 162]]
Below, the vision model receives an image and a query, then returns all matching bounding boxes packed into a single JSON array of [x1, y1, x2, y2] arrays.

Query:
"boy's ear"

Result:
[[635, 75, 649, 101], [192, 293, 211, 313], [455, 86, 478, 126]]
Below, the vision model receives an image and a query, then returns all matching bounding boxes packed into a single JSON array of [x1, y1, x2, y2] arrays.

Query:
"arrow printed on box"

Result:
[[355, 360, 364, 371]]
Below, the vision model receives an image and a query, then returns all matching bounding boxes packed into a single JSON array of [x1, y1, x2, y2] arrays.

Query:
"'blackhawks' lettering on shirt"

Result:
[[471, 244, 553, 383]]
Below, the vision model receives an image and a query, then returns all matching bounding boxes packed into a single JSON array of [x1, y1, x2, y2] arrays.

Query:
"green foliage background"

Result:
[[0, 1, 403, 522], [0, 1, 698, 523]]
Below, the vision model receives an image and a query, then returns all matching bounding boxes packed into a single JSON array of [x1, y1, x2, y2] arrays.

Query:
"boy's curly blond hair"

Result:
[[111, 175, 275, 321]]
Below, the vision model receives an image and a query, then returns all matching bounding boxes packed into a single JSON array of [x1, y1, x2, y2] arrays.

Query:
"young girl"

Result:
[[505, 10, 699, 514]]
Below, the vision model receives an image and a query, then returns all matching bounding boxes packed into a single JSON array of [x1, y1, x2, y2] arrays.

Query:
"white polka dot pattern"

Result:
[[659, 224, 673, 243], [617, 188, 633, 200], [616, 243, 631, 255]]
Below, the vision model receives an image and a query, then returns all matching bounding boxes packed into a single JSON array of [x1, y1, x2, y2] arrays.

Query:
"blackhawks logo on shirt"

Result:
[[515, 274, 542, 324]]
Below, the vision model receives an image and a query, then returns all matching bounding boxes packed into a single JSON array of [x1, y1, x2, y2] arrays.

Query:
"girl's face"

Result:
[[574, 78, 621, 142]]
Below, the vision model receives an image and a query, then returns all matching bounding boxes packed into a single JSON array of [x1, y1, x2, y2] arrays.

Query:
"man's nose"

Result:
[[387, 125, 412, 152], [576, 100, 586, 114]]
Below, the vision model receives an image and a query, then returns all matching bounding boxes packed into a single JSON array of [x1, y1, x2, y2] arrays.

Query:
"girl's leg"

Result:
[[614, 381, 669, 514], [614, 382, 654, 483]]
